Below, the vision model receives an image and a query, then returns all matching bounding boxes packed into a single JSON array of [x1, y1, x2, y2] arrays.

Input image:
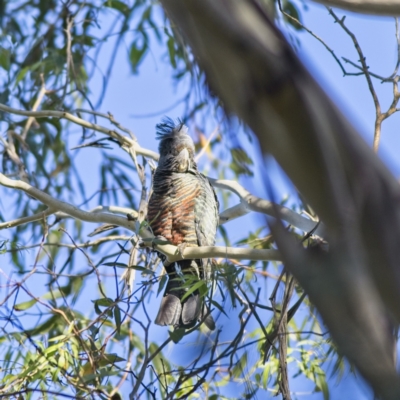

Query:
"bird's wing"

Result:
[[194, 173, 219, 248]]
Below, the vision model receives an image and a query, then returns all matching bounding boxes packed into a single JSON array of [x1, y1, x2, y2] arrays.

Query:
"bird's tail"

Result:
[[155, 260, 215, 330]]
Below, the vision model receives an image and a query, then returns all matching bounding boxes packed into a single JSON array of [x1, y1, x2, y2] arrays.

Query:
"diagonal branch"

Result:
[[328, 8, 383, 152], [312, 0, 400, 16], [0, 173, 135, 231], [0, 207, 56, 230], [0, 103, 159, 161], [0, 205, 138, 231], [213, 178, 324, 235], [159, 1, 400, 397]]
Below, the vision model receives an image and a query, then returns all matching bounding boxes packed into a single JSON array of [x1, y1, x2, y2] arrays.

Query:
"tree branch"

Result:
[[213, 178, 324, 235], [0, 207, 56, 230], [312, 0, 400, 15], [160, 0, 400, 397], [0, 173, 281, 262], [0, 173, 135, 231], [328, 8, 383, 152], [0, 103, 321, 237], [0, 103, 159, 161], [6, 235, 133, 252], [140, 238, 281, 262], [21, 74, 49, 140]]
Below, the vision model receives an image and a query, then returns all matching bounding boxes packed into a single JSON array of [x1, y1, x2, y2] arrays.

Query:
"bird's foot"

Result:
[[177, 242, 188, 259]]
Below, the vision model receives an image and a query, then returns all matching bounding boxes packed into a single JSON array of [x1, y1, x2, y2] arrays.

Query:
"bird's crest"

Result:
[[156, 117, 188, 140]]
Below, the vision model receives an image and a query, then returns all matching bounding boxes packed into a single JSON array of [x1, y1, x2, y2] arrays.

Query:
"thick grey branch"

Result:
[[141, 238, 281, 262], [54, 206, 138, 221], [0, 206, 138, 230], [213, 178, 323, 235], [160, 0, 400, 397]]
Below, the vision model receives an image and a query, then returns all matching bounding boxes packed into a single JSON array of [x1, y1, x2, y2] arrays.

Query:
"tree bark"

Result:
[[160, 1, 400, 398]]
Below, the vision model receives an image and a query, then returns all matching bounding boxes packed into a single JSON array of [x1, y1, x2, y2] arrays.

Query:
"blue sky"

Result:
[[298, 3, 400, 174], [1, 2, 398, 398], [68, 3, 398, 398]]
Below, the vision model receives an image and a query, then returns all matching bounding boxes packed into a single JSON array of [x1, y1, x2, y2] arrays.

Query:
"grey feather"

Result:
[[148, 117, 219, 331]]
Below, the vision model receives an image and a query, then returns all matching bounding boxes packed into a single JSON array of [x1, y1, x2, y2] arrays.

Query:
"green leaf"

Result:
[[93, 298, 114, 315], [14, 298, 37, 311], [26, 315, 60, 336], [128, 265, 154, 275], [114, 306, 122, 334], [157, 274, 168, 296], [180, 280, 207, 302], [103, 262, 127, 268], [232, 352, 247, 378], [99, 353, 125, 366], [210, 299, 228, 317], [129, 41, 147, 73], [314, 365, 330, 400], [0, 88, 9, 103], [44, 342, 64, 356], [230, 147, 254, 176], [231, 147, 253, 165], [168, 328, 185, 344], [167, 37, 177, 68], [141, 5, 151, 21], [103, 0, 129, 15], [218, 225, 231, 246], [93, 298, 114, 307], [283, 1, 303, 31], [94, 303, 101, 315], [48, 334, 67, 342], [0, 47, 10, 71]]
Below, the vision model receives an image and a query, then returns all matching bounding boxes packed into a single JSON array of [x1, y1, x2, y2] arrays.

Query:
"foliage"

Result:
[[0, 0, 392, 399]]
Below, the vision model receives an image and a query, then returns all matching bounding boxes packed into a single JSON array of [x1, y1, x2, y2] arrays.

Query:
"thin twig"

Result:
[[21, 74, 48, 140], [0, 103, 159, 160], [328, 8, 382, 151]]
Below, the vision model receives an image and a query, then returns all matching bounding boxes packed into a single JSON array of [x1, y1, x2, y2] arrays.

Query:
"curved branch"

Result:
[[72, 108, 137, 140], [218, 203, 249, 224], [88, 205, 138, 218], [0, 103, 159, 161], [55, 206, 138, 220], [327, 8, 382, 153], [0, 174, 135, 231], [0, 206, 138, 231], [212, 178, 324, 236], [312, 0, 400, 15]]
